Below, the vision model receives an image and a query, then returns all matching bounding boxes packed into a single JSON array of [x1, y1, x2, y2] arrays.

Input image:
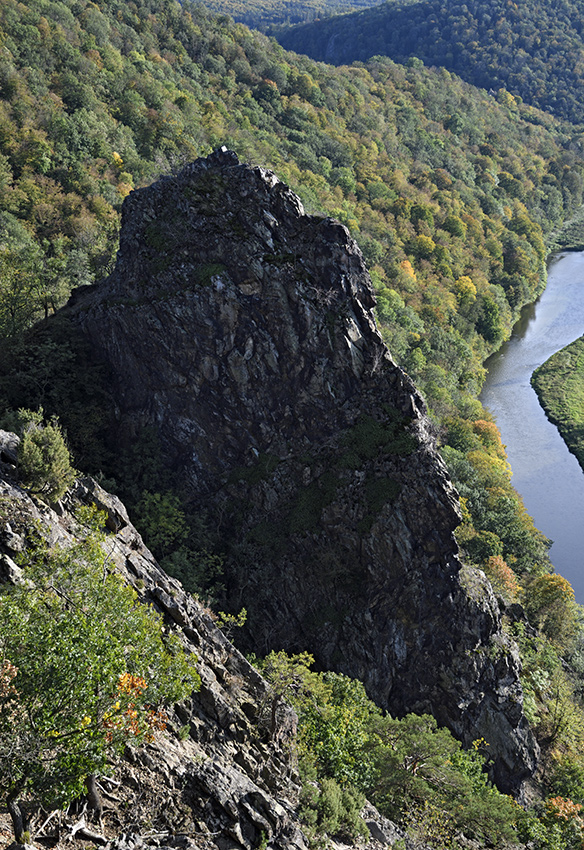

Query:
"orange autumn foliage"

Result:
[[484, 555, 520, 600], [543, 796, 584, 825], [400, 259, 416, 280], [102, 673, 168, 743]]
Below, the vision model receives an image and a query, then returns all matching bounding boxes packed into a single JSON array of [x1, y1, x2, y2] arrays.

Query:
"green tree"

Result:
[[524, 573, 580, 650], [0, 508, 199, 841], [17, 409, 76, 502], [0, 219, 43, 338], [301, 672, 379, 789], [477, 295, 504, 344], [299, 777, 368, 843], [368, 714, 518, 845], [135, 490, 189, 559], [258, 653, 371, 842], [258, 650, 324, 739]]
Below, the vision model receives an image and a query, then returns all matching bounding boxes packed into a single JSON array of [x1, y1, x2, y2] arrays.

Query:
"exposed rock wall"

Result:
[[0, 439, 297, 848], [64, 149, 537, 793], [0, 433, 430, 850]]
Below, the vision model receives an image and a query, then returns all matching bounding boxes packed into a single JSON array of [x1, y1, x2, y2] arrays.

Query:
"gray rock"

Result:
[[0, 429, 19, 466], [0, 468, 307, 849], [56, 151, 537, 792]]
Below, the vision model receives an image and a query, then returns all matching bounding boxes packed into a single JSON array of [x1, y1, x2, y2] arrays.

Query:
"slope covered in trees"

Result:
[[200, 0, 382, 32], [0, 0, 581, 402], [277, 0, 584, 125]]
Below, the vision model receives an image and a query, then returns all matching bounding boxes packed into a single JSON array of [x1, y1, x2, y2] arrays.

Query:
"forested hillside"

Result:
[[3, 0, 584, 844], [0, 0, 581, 397], [200, 0, 381, 32], [277, 0, 584, 124], [1, 0, 583, 632]]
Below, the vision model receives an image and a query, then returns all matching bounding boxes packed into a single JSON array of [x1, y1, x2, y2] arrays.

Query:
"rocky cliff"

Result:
[[0, 433, 299, 849], [0, 431, 425, 850], [60, 149, 536, 793]]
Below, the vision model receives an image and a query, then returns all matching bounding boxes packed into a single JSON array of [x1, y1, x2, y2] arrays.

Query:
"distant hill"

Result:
[[277, 0, 584, 124], [200, 0, 382, 31]]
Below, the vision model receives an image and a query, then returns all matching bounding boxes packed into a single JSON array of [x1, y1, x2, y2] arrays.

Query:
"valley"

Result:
[[1, 0, 584, 846], [482, 250, 584, 601]]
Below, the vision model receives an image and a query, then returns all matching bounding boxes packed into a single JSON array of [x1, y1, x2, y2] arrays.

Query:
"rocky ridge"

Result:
[[59, 149, 537, 793], [0, 431, 425, 850]]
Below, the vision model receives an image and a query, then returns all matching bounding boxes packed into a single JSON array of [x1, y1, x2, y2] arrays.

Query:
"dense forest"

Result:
[[277, 0, 584, 124], [2, 0, 584, 844], [201, 0, 381, 31]]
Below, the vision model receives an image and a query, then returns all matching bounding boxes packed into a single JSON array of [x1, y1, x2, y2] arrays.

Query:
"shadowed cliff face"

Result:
[[0, 435, 433, 849], [0, 437, 306, 850], [67, 148, 538, 793]]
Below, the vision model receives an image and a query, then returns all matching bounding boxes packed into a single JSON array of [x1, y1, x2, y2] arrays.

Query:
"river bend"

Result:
[[480, 251, 584, 601]]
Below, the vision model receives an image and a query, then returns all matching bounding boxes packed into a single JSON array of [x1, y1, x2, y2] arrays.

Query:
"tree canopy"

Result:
[[277, 0, 584, 124], [257, 651, 521, 847]]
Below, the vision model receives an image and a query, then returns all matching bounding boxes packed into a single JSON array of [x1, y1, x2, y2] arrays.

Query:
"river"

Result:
[[480, 251, 584, 602]]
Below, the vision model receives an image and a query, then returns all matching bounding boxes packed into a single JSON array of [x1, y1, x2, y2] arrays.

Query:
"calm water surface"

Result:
[[481, 252, 584, 602]]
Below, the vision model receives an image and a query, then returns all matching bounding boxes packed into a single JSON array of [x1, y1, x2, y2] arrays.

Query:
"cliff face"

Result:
[[0, 432, 423, 850], [66, 149, 537, 792], [0, 434, 301, 850]]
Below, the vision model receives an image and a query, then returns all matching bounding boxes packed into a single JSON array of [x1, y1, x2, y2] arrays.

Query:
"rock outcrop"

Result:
[[0, 436, 304, 849], [0, 432, 431, 850], [61, 149, 536, 792]]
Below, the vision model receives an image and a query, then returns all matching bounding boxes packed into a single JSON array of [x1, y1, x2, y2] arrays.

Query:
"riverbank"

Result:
[[480, 251, 584, 601], [529, 209, 584, 475], [532, 336, 584, 472], [547, 205, 584, 254]]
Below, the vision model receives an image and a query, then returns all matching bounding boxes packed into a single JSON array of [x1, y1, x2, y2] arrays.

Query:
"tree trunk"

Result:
[[85, 774, 102, 822], [7, 790, 27, 844]]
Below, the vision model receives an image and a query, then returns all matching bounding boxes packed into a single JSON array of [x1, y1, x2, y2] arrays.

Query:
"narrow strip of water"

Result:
[[480, 251, 584, 601]]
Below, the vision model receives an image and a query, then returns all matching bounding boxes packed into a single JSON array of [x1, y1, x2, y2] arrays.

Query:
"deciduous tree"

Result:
[[0, 508, 199, 841]]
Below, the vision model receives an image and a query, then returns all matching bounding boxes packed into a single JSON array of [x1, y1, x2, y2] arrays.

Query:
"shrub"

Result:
[[0, 507, 199, 841], [17, 409, 76, 502], [299, 777, 368, 843]]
